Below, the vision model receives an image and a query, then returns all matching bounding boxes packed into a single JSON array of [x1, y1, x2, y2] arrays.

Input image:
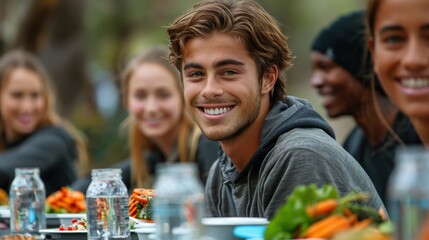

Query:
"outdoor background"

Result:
[[0, 0, 364, 170]]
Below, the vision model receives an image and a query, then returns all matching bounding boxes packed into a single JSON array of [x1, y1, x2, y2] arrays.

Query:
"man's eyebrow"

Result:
[[183, 59, 245, 71], [422, 23, 429, 31], [214, 59, 245, 68], [183, 62, 203, 71]]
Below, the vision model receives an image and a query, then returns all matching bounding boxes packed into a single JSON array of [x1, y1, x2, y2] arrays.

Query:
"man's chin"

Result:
[[201, 129, 227, 141]]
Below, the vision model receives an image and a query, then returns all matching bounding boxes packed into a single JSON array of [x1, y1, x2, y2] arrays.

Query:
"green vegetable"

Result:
[[264, 184, 380, 239], [346, 204, 383, 223], [129, 221, 136, 230], [264, 184, 338, 239], [136, 196, 153, 221], [45, 204, 68, 213], [379, 220, 395, 234]]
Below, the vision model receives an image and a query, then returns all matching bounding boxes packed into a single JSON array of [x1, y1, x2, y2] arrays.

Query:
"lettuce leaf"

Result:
[[264, 184, 339, 239]]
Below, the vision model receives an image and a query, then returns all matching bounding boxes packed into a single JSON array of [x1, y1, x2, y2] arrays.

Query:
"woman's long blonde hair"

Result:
[[120, 46, 201, 188], [0, 49, 90, 175]]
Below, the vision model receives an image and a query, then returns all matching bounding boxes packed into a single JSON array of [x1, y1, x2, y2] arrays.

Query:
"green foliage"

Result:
[[264, 184, 380, 239], [264, 184, 339, 239]]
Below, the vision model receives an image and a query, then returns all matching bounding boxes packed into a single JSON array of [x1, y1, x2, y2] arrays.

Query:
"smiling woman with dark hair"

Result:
[[367, 0, 429, 149], [310, 10, 422, 205]]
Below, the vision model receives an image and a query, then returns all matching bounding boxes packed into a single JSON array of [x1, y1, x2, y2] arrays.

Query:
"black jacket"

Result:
[[343, 111, 422, 205], [0, 126, 78, 195]]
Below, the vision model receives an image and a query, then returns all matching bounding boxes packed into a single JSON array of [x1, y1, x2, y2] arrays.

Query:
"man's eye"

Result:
[[223, 70, 237, 76], [188, 71, 204, 78]]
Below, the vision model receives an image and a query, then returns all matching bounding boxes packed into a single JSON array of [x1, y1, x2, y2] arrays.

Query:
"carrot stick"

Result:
[[305, 215, 351, 238], [75, 200, 86, 211], [353, 218, 372, 230], [306, 199, 338, 218], [133, 195, 149, 204], [304, 215, 343, 237], [130, 205, 137, 217]]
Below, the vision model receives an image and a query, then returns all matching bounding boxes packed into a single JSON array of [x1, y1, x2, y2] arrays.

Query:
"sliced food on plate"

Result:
[[46, 186, 86, 213], [129, 188, 156, 223]]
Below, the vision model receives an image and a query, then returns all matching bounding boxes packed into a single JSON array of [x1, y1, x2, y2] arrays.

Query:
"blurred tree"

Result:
[[8, 0, 95, 118], [0, 0, 365, 168]]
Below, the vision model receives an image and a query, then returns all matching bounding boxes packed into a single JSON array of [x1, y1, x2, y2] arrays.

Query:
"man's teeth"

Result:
[[402, 78, 429, 88], [204, 107, 231, 115]]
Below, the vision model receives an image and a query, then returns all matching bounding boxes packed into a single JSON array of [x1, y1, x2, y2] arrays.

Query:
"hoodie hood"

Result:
[[219, 96, 335, 182]]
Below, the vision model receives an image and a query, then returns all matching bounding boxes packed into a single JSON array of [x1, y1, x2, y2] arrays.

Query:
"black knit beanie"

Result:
[[311, 10, 384, 95]]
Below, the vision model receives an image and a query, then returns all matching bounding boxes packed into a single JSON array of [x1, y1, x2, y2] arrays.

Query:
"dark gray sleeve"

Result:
[[204, 160, 222, 217], [259, 135, 384, 219], [0, 127, 76, 191]]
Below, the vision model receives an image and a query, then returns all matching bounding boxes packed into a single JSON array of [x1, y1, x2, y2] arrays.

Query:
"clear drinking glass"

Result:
[[153, 163, 204, 240], [9, 168, 46, 234], [86, 168, 130, 240], [388, 146, 429, 240]]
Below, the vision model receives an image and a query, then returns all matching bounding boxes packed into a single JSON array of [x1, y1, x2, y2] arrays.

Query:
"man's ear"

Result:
[[261, 65, 278, 94]]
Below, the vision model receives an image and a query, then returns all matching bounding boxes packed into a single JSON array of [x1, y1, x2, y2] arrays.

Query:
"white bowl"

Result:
[[133, 228, 156, 240], [202, 217, 269, 240]]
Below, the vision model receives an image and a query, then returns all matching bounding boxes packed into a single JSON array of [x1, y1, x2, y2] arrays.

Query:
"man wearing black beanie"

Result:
[[310, 10, 422, 206]]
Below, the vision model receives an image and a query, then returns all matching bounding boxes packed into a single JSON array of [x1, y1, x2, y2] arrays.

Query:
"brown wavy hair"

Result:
[[0, 49, 90, 175], [120, 46, 201, 188], [167, 0, 294, 107], [365, 0, 380, 39]]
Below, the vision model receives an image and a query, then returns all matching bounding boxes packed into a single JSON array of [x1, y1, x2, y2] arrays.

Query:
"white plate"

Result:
[[202, 217, 269, 225], [0, 211, 85, 220], [0, 210, 85, 227], [133, 228, 156, 234], [39, 228, 87, 240], [40, 228, 87, 234], [46, 213, 86, 219], [40, 228, 146, 234], [47, 213, 86, 226], [202, 218, 269, 240], [130, 216, 156, 228], [40, 228, 140, 240]]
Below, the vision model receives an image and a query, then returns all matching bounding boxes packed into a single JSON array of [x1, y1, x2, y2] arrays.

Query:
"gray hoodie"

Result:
[[205, 96, 384, 219]]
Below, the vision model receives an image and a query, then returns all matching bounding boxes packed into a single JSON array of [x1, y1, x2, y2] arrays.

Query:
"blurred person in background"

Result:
[[310, 10, 421, 205], [167, 0, 384, 219], [367, 0, 429, 149], [0, 50, 89, 196], [72, 46, 218, 192]]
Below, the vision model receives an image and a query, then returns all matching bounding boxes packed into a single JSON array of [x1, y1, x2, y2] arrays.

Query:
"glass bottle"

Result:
[[153, 163, 204, 240], [388, 146, 429, 240], [86, 168, 130, 240], [9, 168, 46, 234]]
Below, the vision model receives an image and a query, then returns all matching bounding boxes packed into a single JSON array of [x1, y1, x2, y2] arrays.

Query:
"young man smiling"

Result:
[[167, 0, 384, 219]]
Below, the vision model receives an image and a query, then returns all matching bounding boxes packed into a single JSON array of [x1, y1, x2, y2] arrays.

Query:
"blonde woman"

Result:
[[0, 50, 89, 195], [121, 46, 218, 188]]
